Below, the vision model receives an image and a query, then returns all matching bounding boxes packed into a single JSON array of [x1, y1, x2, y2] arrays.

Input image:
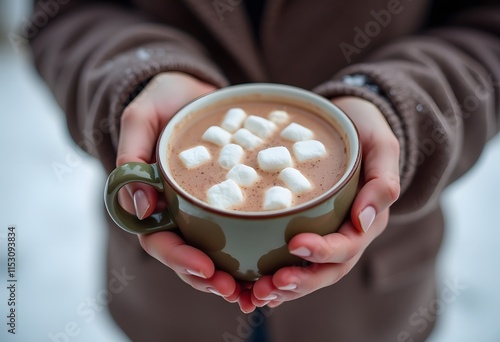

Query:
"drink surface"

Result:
[[168, 100, 348, 212]]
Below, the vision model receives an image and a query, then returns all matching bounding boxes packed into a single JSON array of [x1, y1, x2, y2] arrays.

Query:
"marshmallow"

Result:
[[207, 179, 243, 210], [244, 115, 277, 139], [202, 126, 232, 146], [279, 167, 312, 194], [257, 146, 293, 171], [293, 140, 327, 162], [280, 122, 314, 142], [178, 146, 211, 169], [222, 108, 247, 133], [226, 164, 259, 187], [218, 144, 244, 169], [268, 110, 290, 125], [232, 128, 263, 149], [263, 186, 292, 210]]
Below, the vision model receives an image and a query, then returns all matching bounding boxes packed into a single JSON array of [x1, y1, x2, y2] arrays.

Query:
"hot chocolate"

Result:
[[167, 100, 348, 212]]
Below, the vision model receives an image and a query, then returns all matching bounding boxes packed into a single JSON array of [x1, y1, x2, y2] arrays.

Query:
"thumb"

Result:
[[116, 101, 161, 220], [115, 174, 159, 220], [332, 97, 400, 233], [124, 180, 159, 220]]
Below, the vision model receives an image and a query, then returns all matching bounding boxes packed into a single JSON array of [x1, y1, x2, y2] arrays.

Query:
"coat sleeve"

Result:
[[314, 3, 500, 219], [29, 1, 229, 172]]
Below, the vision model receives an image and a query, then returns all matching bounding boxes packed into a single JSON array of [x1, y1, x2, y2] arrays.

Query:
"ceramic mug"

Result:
[[104, 83, 361, 281]]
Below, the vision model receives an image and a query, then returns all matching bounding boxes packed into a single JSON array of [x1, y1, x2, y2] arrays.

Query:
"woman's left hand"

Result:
[[244, 96, 401, 311]]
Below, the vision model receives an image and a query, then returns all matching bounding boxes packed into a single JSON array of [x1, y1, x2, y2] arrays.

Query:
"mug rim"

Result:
[[156, 83, 361, 219]]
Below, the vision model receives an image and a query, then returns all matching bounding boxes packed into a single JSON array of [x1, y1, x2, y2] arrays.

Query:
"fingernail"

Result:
[[133, 190, 150, 220], [240, 306, 255, 314], [359, 206, 376, 233], [278, 283, 297, 291], [259, 300, 272, 307], [225, 295, 240, 303], [290, 246, 312, 257], [262, 293, 278, 301], [207, 287, 222, 296], [186, 268, 207, 279]]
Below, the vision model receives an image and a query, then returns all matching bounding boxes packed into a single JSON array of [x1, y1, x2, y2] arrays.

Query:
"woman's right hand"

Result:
[[115, 72, 242, 306]]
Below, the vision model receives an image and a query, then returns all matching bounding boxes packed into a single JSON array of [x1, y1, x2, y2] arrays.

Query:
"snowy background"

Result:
[[1, 1, 500, 341]]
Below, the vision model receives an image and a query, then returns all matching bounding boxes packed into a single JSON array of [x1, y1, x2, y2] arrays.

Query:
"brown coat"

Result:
[[30, 0, 500, 341]]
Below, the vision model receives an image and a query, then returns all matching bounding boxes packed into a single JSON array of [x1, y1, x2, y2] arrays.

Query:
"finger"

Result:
[[253, 265, 331, 303], [177, 270, 237, 298], [238, 289, 257, 314], [117, 101, 160, 167], [332, 97, 400, 232], [267, 301, 283, 308], [116, 101, 160, 219], [138, 231, 215, 279], [224, 282, 242, 303], [255, 196, 389, 304], [117, 185, 159, 220], [252, 271, 308, 305], [288, 231, 360, 264], [117, 187, 135, 215], [146, 72, 217, 111], [114, 73, 216, 220], [288, 212, 389, 264], [270, 262, 354, 299], [351, 136, 400, 232], [251, 275, 280, 306]]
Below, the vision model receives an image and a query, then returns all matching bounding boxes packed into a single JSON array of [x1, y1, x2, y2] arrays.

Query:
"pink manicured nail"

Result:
[[290, 246, 312, 257], [133, 190, 150, 220], [359, 206, 376, 232], [262, 293, 278, 301], [207, 287, 222, 296], [186, 269, 207, 279], [278, 283, 298, 291]]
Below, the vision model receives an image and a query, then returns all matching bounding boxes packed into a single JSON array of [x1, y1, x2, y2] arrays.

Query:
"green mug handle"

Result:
[[104, 162, 177, 234]]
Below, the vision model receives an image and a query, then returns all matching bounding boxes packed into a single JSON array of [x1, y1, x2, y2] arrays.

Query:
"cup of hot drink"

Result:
[[104, 83, 361, 281]]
